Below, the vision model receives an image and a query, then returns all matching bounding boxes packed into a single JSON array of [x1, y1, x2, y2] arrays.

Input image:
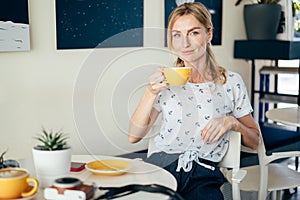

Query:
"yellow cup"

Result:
[[0, 168, 39, 199], [163, 67, 192, 86]]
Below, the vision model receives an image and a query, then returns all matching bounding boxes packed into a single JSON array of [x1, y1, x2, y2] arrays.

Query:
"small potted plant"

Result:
[[32, 128, 71, 188], [235, 0, 282, 40], [0, 150, 20, 169], [34, 128, 68, 151], [0, 150, 8, 169]]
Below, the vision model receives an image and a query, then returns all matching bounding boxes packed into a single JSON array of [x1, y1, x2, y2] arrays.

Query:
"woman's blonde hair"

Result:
[[167, 2, 226, 84]]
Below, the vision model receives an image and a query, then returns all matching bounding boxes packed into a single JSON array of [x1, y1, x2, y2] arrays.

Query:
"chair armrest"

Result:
[[241, 145, 257, 154], [232, 169, 247, 183], [265, 151, 300, 164]]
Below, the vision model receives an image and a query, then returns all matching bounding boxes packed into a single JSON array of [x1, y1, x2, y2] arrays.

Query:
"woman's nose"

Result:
[[182, 35, 191, 47]]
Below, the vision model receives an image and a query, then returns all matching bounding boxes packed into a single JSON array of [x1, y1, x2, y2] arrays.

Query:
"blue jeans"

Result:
[[146, 152, 226, 200]]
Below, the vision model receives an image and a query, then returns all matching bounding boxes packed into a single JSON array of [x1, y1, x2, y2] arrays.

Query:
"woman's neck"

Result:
[[185, 60, 211, 84], [189, 72, 211, 83]]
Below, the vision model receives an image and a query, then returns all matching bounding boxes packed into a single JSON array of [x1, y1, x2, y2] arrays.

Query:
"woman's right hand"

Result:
[[147, 68, 168, 94]]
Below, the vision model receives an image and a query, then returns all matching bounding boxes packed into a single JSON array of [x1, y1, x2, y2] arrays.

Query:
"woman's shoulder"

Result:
[[222, 71, 246, 89], [226, 71, 244, 82], [217, 67, 243, 85]]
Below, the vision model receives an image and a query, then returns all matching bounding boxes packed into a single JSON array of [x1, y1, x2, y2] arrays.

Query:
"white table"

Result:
[[26, 155, 177, 200], [265, 106, 300, 127]]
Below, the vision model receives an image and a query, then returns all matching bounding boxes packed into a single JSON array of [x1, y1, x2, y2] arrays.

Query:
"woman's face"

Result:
[[171, 14, 211, 65]]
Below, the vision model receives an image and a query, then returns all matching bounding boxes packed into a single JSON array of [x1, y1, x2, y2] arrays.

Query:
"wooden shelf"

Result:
[[259, 66, 298, 75], [259, 93, 298, 104]]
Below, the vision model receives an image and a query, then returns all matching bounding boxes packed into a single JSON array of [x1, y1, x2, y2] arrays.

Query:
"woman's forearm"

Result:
[[201, 114, 260, 150], [232, 115, 260, 150], [128, 86, 159, 143]]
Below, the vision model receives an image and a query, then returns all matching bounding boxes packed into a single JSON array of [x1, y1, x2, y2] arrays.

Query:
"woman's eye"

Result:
[[172, 33, 181, 38], [190, 31, 199, 36]]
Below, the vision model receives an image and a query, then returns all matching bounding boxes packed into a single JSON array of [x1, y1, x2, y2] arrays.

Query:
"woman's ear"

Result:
[[207, 28, 213, 44]]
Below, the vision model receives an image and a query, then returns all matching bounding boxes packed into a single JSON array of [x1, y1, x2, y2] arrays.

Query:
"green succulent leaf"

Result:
[[35, 128, 69, 151], [0, 150, 8, 169]]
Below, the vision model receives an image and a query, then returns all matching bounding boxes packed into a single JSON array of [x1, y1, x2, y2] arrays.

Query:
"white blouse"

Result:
[[153, 72, 253, 171]]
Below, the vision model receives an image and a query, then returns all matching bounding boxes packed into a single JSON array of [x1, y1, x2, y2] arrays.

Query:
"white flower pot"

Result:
[[32, 148, 71, 188]]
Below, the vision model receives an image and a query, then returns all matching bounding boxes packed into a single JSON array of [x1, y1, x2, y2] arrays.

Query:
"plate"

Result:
[[13, 192, 38, 200], [86, 160, 131, 176], [5, 186, 38, 200]]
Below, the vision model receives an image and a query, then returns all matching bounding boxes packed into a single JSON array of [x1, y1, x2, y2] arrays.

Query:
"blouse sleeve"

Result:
[[228, 72, 253, 118]]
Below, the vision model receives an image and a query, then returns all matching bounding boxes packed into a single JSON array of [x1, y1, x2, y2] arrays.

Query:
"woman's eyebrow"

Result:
[[171, 27, 204, 34], [187, 27, 204, 33]]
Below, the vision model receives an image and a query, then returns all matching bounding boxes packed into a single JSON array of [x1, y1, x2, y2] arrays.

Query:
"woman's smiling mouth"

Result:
[[182, 50, 194, 54]]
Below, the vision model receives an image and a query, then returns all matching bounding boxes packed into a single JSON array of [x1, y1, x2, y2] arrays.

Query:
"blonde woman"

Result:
[[128, 2, 260, 199]]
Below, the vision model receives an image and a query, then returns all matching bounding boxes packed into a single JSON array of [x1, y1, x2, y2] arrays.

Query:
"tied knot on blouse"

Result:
[[176, 150, 215, 172]]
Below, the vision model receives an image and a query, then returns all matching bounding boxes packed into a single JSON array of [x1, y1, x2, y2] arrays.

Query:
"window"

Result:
[[277, 59, 299, 108]]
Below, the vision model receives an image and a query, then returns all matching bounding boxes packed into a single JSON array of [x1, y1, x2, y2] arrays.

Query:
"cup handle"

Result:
[[21, 177, 39, 197]]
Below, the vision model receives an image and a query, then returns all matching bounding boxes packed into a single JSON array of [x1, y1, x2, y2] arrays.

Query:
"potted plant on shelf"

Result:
[[293, 0, 300, 37], [235, 0, 282, 40], [235, 0, 281, 6], [32, 128, 71, 188]]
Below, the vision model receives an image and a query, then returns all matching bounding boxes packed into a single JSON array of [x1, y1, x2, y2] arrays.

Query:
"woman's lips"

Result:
[[182, 50, 194, 54]]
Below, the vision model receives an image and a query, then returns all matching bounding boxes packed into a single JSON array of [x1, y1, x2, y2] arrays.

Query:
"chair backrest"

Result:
[[240, 130, 266, 165], [218, 131, 242, 169], [219, 131, 244, 200], [257, 131, 269, 165]]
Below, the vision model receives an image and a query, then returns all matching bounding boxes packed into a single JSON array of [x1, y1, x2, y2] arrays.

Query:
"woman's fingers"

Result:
[[149, 70, 165, 84], [202, 123, 219, 142], [201, 117, 229, 143], [148, 68, 168, 92], [151, 80, 168, 90]]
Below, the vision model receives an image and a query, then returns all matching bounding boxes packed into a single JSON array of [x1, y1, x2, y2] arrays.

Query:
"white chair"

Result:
[[227, 130, 300, 200], [147, 130, 246, 200]]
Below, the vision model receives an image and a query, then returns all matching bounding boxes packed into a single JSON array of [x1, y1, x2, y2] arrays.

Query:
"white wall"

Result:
[[0, 0, 249, 159]]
